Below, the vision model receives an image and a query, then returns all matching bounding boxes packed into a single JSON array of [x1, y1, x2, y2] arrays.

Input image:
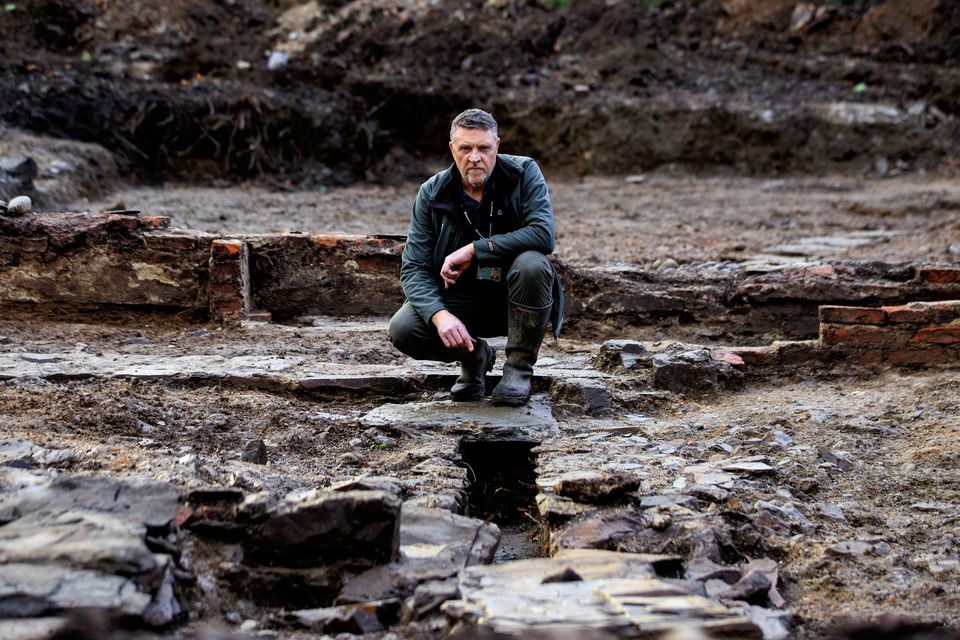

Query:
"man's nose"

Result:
[[469, 151, 481, 162]]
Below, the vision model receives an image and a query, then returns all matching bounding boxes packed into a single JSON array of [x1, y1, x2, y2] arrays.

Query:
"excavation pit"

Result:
[[459, 439, 544, 563]]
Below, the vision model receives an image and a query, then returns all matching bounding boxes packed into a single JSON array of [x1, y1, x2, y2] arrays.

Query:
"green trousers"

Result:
[[389, 251, 554, 362]]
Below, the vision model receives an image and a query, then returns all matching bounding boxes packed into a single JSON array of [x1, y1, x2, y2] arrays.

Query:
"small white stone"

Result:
[[6, 195, 32, 215], [267, 51, 288, 71]]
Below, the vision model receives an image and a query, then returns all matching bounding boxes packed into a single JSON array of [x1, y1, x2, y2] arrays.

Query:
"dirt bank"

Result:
[[2, 0, 959, 185]]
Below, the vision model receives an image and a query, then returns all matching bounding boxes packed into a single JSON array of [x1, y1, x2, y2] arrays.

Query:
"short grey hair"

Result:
[[450, 108, 498, 141]]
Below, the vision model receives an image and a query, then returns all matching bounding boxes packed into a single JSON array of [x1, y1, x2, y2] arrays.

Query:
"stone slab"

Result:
[[0, 563, 151, 617], [446, 551, 761, 638], [361, 397, 559, 440]]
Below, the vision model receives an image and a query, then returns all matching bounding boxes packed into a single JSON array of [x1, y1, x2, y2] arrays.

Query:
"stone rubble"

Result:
[[1, 301, 958, 638]]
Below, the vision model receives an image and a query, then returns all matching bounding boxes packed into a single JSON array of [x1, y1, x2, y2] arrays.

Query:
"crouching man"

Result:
[[388, 108, 563, 406]]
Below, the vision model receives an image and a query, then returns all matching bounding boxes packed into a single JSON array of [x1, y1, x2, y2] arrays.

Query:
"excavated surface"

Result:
[[1, 313, 958, 637], [79, 174, 960, 266]]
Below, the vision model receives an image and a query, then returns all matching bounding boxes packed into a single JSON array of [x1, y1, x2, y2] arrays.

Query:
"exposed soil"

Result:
[[2, 0, 960, 185], [1, 1, 959, 638], [79, 173, 960, 267], [1, 315, 958, 637]]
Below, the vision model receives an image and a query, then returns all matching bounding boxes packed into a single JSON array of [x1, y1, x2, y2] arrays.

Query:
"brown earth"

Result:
[[1, 1, 960, 638], [2, 0, 960, 185]]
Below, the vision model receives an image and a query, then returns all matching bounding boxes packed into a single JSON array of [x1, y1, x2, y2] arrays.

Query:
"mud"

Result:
[[2, 0, 960, 185], [80, 173, 960, 266], [1, 1, 960, 638]]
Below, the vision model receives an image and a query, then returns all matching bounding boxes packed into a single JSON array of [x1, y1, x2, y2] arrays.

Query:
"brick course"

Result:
[[209, 240, 250, 322], [818, 299, 960, 367], [819, 306, 886, 325]]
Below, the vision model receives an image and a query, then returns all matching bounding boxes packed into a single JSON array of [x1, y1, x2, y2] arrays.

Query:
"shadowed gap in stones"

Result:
[[458, 439, 544, 563]]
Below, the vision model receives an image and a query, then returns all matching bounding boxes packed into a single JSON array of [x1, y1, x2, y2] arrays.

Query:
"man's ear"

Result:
[[495, 137, 501, 152], [448, 141, 455, 156]]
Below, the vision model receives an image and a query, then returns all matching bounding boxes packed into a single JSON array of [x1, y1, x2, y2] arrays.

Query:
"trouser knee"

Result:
[[388, 304, 427, 358], [507, 251, 554, 308]]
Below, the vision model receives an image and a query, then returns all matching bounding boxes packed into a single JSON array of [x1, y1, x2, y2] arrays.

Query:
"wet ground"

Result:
[[1, 315, 959, 637], [2, 0, 960, 636], [80, 173, 960, 267], [3, 166, 960, 636]]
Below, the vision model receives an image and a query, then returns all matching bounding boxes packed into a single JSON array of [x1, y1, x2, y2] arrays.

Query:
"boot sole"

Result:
[[490, 394, 528, 407]]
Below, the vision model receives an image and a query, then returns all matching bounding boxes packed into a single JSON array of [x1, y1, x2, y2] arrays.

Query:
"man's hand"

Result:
[[440, 243, 476, 289], [431, 310, 474, 351]]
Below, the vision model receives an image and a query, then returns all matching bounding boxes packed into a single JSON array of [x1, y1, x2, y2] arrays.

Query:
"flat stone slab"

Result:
[[443, 550, 761, 638], [360, 397, 559, 440], [0, 352, 602, 397], [0, 563, 151, 618], [0, 469, 182, 626], [0, 352, 423, 394]]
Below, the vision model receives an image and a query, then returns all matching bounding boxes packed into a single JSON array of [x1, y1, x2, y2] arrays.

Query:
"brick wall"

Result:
[[819, 301, 960, 365]]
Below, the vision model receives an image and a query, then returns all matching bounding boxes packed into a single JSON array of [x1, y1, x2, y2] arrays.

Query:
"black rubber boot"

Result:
[[450, 339, 496, 401], [491, 303, 550, 407]]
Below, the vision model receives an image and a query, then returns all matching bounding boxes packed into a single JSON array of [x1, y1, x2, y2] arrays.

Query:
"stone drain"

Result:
[[459, 439, 543, 563]]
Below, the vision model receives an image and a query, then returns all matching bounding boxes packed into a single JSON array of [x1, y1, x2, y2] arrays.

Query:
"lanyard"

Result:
[[462, 201, 494, 240]]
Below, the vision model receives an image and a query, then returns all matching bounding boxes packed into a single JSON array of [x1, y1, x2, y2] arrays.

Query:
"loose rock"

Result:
[[241, 438, 267, 464], [244, 490, 401, 568], [6, 195, 32, 216]]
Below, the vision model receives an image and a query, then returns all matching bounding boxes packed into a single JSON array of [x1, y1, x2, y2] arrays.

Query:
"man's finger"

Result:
[[457, 326, 474, 351]]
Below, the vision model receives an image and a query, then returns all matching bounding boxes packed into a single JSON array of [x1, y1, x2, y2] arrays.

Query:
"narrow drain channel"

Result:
[[459, 439, 543, 563]]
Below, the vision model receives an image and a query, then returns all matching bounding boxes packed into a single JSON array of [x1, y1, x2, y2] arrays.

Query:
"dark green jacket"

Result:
[[400, 154, 564, 338]]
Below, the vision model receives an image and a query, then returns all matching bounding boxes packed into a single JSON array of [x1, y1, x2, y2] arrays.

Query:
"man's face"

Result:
[[449, 127, 500, 192]]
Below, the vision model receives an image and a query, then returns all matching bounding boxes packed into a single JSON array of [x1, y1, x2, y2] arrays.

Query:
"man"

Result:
[[388, 108, 563, 406]]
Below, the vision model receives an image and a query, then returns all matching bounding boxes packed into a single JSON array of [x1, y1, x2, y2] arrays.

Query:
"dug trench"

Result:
[[459, 439, 542, 563]]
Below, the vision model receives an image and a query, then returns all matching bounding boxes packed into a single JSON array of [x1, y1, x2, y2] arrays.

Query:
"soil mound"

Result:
[[0, 0, 958, 183]]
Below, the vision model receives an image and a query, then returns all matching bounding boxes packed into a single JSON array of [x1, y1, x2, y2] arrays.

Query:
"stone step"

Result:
[[0, 352, 608, 396]]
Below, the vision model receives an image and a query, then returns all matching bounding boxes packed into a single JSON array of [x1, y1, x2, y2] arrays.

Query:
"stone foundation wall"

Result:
[[2, 211, 959, 352]]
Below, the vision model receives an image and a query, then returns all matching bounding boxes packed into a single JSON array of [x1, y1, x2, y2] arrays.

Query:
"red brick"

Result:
[[887, 348, 950, 366], [216, 300, 243, 314], [848, 350, 884, 366], [210, 282, 242, 299], [724, 346, 779, 367], [209, 262, 242, 283], [106, 216, 139, 232], [211, 240, 244, 257], [918, 267, 960, 284], [819, 305, 886, 325], [911, 325, 960, 345], [805, 265, 835, 278], [776, 340, 822, 365], [884, 301, 960, 324], [882, 304, 929, 324], [313, 235, 349, 251], [140, 216, 171, 230], [820, 324, 901, 347], [923, 300, 960, 323], [714, 351, 745, 367]]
